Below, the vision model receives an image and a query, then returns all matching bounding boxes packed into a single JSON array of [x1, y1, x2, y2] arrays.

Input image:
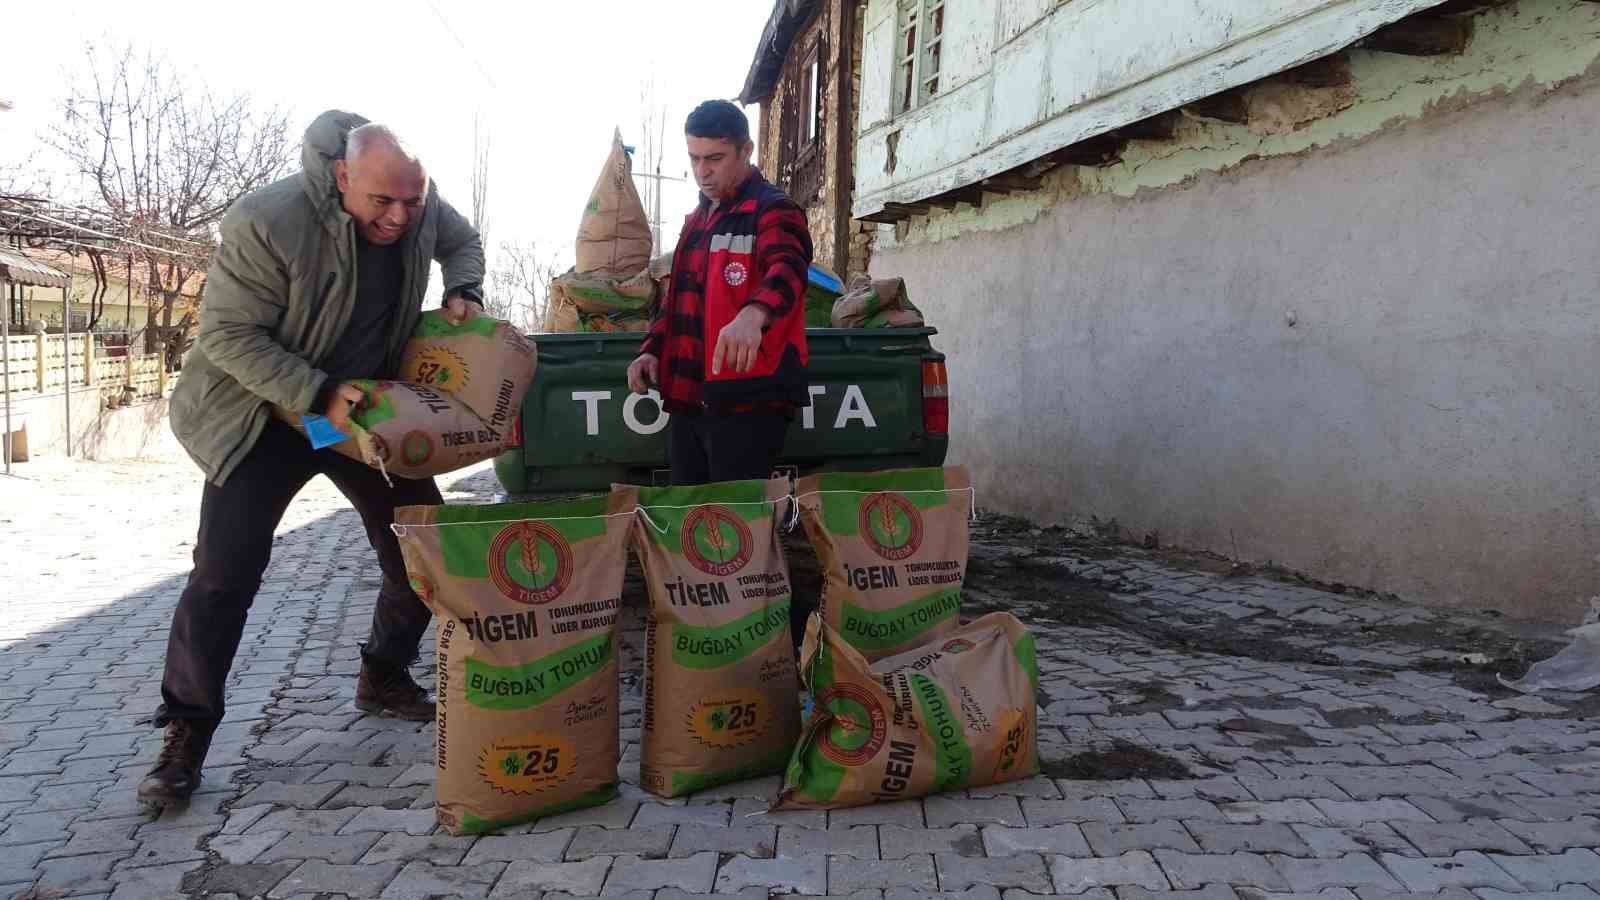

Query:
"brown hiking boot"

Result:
[[356, 658, 436, 721], [136, 719, 215, 809]]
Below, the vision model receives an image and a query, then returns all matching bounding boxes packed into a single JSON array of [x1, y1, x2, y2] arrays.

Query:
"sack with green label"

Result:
[[275, 310, 537, 479], [832, 275, 925, 329], [796, 466, 972, 661], [542, 268, 655, 334], [629, 479, 802, 798], [399, 310, 539, 437], [775, 611, 1039, 811], [274, 379, 501, 479], [575, 130, 652, 275], [394, 491, 635, 835]]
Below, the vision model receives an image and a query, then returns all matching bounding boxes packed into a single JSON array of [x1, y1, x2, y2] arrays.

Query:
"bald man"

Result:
[[144, 110, 485, 808]]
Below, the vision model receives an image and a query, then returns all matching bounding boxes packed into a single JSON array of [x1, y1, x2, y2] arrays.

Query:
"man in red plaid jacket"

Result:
[[628, 100, 814, 485]]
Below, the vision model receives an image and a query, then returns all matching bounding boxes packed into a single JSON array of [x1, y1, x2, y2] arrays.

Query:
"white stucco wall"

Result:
[[866, 5, 1600, 621], [855, 0, 1448, 217]]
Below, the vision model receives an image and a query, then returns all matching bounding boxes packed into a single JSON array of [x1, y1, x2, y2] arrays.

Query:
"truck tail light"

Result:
[[505, 415, 524, 450], [922, 361, 949, 435]]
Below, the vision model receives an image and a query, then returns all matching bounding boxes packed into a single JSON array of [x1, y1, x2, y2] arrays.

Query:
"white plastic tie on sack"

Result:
[[784, 492, 802, 534], [374, 451, 394, 489], [634, 504, 668, 535], [633, 498, 784, 536]]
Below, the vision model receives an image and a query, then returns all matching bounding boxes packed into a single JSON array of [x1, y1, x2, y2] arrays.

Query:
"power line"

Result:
[[422, 0, 500, 92]]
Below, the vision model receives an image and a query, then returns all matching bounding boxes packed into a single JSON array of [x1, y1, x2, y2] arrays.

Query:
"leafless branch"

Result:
[[487, 239, 561, 333], [49, 41, 294, 356], [471, 114, 490, 252]]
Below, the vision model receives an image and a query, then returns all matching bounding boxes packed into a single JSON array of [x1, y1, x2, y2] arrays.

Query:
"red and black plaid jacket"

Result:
[[640, 169, 813, 416]]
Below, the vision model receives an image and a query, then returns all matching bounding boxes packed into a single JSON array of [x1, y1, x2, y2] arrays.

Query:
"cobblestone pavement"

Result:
[[2, 456, 1597, 900]]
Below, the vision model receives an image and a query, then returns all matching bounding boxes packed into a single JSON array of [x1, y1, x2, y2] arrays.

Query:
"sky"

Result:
[[0, 0, 774, 272]]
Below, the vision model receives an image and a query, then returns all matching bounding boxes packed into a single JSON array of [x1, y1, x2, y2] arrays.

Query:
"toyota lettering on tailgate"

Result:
[[570, 388, 878, 437]]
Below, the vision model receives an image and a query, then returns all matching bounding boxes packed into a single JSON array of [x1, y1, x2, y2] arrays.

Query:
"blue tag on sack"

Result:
[[301, 414, 351, 449]]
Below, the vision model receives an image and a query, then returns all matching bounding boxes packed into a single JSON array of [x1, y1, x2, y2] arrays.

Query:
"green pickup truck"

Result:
[[492, 327, 949, 495]]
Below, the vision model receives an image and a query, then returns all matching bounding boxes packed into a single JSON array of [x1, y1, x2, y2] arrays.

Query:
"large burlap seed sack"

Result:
[[833, 276, 925, 329], [541, 294, 653, 334], [576, 130, 652, 275], [563, 268, 656, 316], [273, 379, 503, 478], [629, 479, 802, 797], [542, 288, 581, 333], [399, 310, 538, 438], [542, 270, 656, 334], [775, 611, 1039, 811], [394, 491, 636, 835], [796, 466, 971, 661]]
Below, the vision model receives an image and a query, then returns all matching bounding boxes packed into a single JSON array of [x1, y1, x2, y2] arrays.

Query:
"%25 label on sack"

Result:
[[479, 732, 578, 795], [685, 690, 771, 750]]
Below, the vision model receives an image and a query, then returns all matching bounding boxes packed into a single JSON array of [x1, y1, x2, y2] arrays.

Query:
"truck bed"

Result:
[[495, 328, 948, 495]]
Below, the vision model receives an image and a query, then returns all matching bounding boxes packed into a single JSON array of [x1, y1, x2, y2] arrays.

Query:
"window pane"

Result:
[[807, 57, 819, 144]]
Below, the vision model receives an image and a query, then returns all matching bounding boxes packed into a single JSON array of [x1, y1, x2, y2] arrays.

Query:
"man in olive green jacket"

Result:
[[142, 110, 484, 808]]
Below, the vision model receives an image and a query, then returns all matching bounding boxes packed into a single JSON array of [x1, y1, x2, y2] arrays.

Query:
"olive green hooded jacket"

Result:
[[170, 109, 484, 485]]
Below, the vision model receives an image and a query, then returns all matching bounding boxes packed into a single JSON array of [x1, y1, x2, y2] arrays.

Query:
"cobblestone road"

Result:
[[1, 456, 1596, 900]]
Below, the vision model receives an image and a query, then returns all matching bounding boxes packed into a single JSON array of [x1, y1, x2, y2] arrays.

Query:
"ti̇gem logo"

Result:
[[681, 505, 753, 577], [400, 430, 434, 466], [489, 521, 574, 605], [814, 683, 889, 766], [860, 492, 925, 561]]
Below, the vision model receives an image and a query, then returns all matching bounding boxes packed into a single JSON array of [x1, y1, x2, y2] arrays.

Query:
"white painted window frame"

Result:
[[805, 51, 821, 146], [894, 0, 945, 115]]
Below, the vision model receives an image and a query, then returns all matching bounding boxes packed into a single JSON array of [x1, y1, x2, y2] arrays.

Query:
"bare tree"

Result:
[[0, 144, 56, 200], [0, 100, 48, 197], [51, 42, 295, 362], [0, 160, 49, 199], [487, 239, 561, 333], [470, 113, 490, 252]]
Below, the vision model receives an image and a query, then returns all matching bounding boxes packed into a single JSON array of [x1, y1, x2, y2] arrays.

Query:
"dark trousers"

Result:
[[668, 411, 810, 648], [668, 411, 790, 486], [155, 419, 441, 726]]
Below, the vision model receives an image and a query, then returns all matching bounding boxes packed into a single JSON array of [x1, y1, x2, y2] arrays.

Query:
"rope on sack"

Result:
[[791, 486, 979, 522], [389, 510, 637, 538], [389, 487, 979, 539], [632, 497, 787, 536], [783, 492, 802, 534], [633, 504, 667, 535]]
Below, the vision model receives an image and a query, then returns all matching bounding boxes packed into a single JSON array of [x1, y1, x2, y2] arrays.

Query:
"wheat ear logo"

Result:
[[859, 492, 925, 561], [814, 683, 889, 766], [681, 505, 753, 577], [488, 521, 574, 605]]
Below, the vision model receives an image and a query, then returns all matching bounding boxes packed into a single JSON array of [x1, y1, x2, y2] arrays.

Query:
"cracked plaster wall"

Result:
[[870, 0, 1600, 620]]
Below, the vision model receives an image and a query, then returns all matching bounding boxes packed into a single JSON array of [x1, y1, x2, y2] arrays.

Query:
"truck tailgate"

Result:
[[506, 329, 945, 493]]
